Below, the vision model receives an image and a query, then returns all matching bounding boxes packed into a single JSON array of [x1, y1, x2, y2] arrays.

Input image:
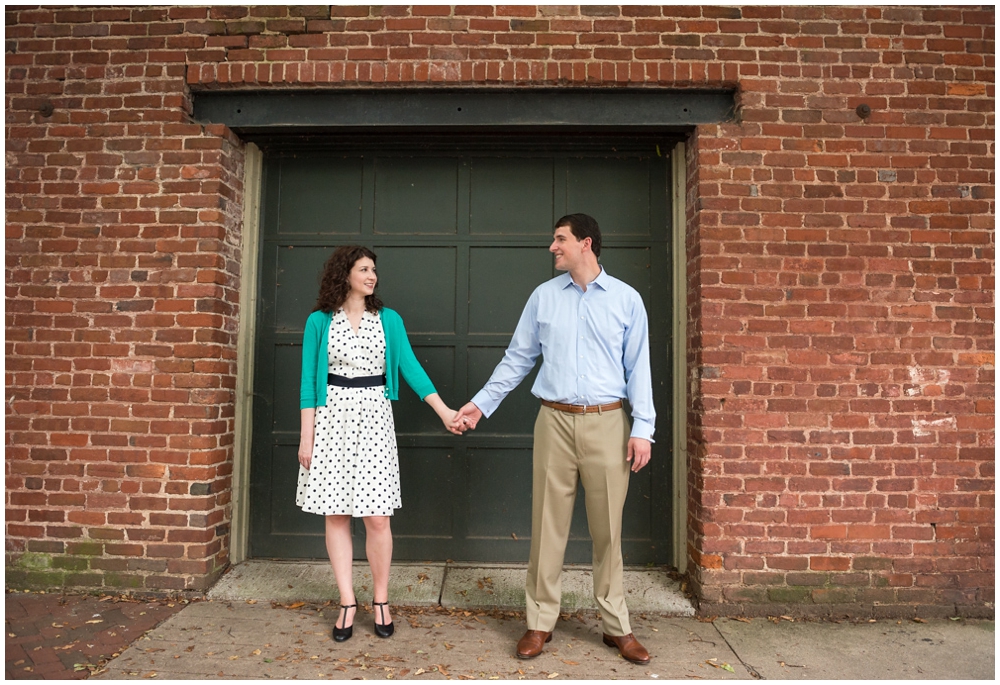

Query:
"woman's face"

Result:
[[347, 256, 377, 298]]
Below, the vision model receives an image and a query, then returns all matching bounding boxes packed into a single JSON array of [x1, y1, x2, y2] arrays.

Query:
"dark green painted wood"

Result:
[[248, 135, 677, 566]]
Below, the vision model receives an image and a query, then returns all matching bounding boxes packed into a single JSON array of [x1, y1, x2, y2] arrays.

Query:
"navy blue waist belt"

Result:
[[328, 373, 386, 388]]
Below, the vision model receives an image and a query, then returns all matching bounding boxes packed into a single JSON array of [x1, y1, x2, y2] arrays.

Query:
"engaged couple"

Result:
[[296, 213, 655, 665]]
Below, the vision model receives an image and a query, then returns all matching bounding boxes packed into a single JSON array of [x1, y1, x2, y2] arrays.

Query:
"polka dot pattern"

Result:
[[295, 309, 401, 517]]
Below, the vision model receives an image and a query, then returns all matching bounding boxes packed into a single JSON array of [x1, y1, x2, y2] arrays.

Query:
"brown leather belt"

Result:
[[541, 399, 623, 414]]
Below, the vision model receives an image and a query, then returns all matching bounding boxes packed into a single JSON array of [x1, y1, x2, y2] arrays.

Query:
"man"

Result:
[[454, 213, 654, 665]]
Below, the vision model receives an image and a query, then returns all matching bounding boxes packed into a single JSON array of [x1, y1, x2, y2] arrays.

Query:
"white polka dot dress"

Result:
[[296, 309, 401, 517]]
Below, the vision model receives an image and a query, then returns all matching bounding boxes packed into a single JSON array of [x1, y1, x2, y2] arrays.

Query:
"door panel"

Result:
[[249, 136, 675, 566], [273, 245, 328, 329], [374, 158, 459, 234], [392, 347, 456, 433], [567, 158, 653, 236], [470, 157, 554, 234], [465, 347, 544, 435], [276, 157, 364, 235], [468, 247, 553, 334], [377, 247, 458, 333]]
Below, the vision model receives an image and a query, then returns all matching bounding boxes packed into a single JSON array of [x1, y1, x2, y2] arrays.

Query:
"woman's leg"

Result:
[[363, 515, 393, 625], [326, 515, 356, 628]]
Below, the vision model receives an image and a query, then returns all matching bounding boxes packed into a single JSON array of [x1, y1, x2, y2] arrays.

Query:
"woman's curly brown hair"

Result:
[[314, 245, 384, 314]]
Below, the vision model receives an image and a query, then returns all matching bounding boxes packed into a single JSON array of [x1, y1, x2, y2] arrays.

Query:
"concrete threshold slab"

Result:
[[209, 560, 694, 616], [207, 560, 444, 606]]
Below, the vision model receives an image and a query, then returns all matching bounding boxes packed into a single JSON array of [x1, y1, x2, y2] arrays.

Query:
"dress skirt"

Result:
[[295, 309, 401, 517]]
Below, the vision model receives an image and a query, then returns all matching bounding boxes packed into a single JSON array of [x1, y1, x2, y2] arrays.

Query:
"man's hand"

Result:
[[453, 402, 483, 432], [626, 438, 651, 472]]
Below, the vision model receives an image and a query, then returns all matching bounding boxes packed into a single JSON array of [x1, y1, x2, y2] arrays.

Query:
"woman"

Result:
[[297, 245, 459, 642]]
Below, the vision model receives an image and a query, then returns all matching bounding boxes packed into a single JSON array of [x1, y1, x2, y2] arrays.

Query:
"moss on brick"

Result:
[[5, 570, 29, 587], [67, 542, 104, 556], [811, 588, 856, 604], [767, 586, 812, 603], [64, 573, 104, 587], [52, 556, 91, 571], [25, 570, 66, 586], [14, 551, 53, 570], [722, 586, 768, 603], [104, 573, 145, 589]]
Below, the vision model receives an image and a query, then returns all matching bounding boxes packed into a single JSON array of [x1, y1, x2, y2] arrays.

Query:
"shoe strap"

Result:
[[336, 604, 357, 629], [372, 601, 390, 624]]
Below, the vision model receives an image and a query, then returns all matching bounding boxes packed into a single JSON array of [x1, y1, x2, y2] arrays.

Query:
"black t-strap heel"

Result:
[[372, 601, 394, 638], [332, 603, 356, 642]]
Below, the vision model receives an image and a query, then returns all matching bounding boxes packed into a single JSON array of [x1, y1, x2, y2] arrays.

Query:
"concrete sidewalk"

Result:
[[90, 561, 994, 680], [94, 600, 994, 680]]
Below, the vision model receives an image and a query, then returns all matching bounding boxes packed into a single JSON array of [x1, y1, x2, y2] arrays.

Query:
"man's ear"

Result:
[[581, 236, 592, 253]]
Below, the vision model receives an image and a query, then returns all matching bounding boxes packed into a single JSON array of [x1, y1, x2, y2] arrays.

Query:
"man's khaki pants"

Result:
[[525, 405, 632, 636]]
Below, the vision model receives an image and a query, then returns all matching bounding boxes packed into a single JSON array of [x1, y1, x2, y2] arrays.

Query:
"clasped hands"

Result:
[[442, 401, 651, 472], [449, 401, 483, 434]]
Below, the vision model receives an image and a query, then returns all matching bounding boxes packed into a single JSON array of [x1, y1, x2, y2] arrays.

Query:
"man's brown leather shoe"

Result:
[[516, 630, 552, 659], [602, 633, 650, 664]]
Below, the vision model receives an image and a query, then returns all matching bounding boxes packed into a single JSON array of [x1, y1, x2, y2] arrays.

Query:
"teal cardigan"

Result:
[[300, 307, 436, 409]]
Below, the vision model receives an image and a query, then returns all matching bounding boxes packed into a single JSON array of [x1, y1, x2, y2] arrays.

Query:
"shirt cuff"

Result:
[[630, 418, 655, 442], [470, 389, 500, 418]]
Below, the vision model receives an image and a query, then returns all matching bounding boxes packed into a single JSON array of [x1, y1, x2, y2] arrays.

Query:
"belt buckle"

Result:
[[580, 404, 588, 414]]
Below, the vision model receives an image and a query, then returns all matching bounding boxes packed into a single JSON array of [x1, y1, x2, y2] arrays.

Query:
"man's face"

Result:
[[549, 225, 590, 272]]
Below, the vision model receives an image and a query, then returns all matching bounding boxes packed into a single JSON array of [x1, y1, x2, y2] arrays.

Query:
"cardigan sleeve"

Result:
[[300, 311, 324, 409], [392, 312, 437, 401]]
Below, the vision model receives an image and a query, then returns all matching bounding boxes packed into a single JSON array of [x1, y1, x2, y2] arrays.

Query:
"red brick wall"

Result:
[[5, 5, 994, 613]]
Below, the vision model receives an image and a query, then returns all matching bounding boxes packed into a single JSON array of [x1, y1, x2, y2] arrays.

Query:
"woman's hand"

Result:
[[298, 440, 313, 470], [299, 408, 316, 470], [424, 393, 464, 435], [438, 407, 459, 434]]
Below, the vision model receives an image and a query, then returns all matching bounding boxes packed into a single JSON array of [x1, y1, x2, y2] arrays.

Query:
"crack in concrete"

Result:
[[711, 621, 763, 680]]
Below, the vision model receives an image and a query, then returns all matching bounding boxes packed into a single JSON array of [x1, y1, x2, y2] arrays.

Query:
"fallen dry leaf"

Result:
[[547, 673, 560, 679], [251, 649, 261, 656], [85, 619, 104, 624], [287, 602, 305, 609], [561, 660, 578, 666], [733, 617, 752, 623]]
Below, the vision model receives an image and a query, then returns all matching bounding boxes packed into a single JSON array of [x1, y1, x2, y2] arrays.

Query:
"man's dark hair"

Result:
[[554, 213, 602, 259]]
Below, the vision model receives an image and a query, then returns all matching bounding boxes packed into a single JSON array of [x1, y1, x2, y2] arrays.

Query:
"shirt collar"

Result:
[[592, 266, 611, 290], [559, 266, 610, 291]]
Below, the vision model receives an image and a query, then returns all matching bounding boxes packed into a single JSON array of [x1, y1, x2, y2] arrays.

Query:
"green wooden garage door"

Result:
[[248, 135, 675, 565]]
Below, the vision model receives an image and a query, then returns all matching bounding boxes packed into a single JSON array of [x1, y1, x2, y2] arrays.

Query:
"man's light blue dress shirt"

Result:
[[471, 268, 656, 441]]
